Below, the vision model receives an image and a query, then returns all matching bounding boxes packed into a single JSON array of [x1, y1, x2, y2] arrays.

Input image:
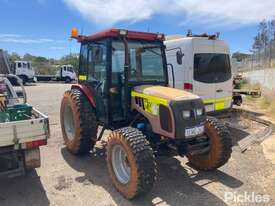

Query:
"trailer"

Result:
[[0, 74, 49, 178]]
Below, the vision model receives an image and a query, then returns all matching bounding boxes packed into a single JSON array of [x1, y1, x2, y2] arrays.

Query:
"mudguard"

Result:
[[71, 84, 96, 108]]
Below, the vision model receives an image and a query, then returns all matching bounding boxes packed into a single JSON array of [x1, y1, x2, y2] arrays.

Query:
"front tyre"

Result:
[[187, 116, 232, 171], [106, 127, 156, 199], [65, 77, 71, 83], [60, 89, 98, 155]]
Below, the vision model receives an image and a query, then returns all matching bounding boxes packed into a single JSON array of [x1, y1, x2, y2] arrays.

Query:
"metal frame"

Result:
[[0, 147, 25, 178]]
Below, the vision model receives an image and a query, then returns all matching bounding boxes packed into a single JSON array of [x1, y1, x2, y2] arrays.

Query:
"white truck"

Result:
[[12, 61, 36, 85], [0, 74, 49, 178], [55, 65, 76, 83], [165, 33, 233, 113]]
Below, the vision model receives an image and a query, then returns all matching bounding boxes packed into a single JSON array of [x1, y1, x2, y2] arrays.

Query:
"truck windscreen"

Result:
[[194, 53, 231, 83]]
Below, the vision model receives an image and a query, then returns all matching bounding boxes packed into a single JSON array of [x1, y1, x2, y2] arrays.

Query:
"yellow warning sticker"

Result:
[[79, 75, 87, 81], [215, 102, 225, 111]]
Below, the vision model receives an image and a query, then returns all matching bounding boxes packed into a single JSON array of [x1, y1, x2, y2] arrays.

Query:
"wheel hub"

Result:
[[63, 104, 75, 141], [111, 144, 131, 184]]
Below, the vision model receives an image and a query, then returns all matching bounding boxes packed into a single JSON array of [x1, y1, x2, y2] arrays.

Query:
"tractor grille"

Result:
[[159, 105, 172, 132], [135, 97, 145, 110], [170, 99, 206, 139]]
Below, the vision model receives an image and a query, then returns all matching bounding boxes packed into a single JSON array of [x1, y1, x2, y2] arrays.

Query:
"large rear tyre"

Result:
[[187, 116, 232, 171], [106, 127, 156, 199], [60, 89, 98, 155]]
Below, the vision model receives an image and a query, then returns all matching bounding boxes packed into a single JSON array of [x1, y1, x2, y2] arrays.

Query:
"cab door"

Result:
[[79, 42, 109, 123]]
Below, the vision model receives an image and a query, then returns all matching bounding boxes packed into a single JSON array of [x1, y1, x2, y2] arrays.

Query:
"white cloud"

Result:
[[0, 34, 20, 38], [64, 0, 172, 25], [0, 34, 65, 44], [63, 0, 275, 26]]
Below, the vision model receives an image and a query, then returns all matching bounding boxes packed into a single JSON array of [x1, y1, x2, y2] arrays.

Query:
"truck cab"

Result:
[[165, 33, 233, 113], [55, 65, 76, 82], [13, 61, 36, 85]]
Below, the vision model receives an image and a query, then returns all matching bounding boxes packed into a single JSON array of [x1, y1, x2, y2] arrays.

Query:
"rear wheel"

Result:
[[187, 116, 232, 171], [106, 127, 156, 199], [60, 89, 98, 155]]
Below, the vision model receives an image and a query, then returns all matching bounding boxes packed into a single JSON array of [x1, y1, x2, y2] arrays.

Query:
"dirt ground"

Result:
[[0, 83, 274, 206]]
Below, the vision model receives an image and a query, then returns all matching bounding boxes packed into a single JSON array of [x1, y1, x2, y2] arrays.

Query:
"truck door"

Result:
[[213, 42, 232, 110], [16, 62, 22, 75], [60, 67, 64, 79], [192, 40, 216, 112]]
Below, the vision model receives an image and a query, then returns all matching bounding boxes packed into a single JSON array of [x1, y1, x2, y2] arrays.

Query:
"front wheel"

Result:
[[19, 75, 27, 85], [65, 77, 71, 83], [106, 127, 156, 199], [187, 116, 232, 171]]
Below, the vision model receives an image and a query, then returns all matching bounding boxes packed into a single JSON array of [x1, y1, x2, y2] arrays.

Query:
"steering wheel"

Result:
[[94, 80, 103, 90]]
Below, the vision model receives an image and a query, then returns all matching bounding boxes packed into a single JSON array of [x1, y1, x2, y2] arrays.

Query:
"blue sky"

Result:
[[0, 0, 274, 59]]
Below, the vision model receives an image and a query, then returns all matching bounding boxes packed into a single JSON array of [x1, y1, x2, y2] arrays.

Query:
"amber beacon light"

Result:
[[71, 28, 79, 38]]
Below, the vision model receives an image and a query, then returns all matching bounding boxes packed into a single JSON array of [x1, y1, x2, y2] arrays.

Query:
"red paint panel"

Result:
[[76, 28, 164, 42], [71, 84, 96, 108]]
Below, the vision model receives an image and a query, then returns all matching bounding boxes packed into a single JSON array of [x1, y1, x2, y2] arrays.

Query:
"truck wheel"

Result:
[[106, 127, 156, 199], [60, 89, 98, 155], [65, 77, 71, 83], [187, 116, 232, 171], [19, 75, 27, 85]]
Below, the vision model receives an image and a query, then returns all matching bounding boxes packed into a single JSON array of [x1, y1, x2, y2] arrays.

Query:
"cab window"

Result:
[[194, 53, 231, 83], [68, 67, 73, 72], [79, 44, 88, 76], [112, 41, 125, 85], [87, 43, 107, 82]]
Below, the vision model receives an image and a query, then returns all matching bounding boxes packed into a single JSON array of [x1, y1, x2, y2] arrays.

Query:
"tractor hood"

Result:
[[131, 85, 206, 140], [133, 85, 200, 102]]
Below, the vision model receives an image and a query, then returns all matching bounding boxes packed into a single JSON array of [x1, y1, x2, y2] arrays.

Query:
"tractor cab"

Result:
[[73, 29, 168, 126]]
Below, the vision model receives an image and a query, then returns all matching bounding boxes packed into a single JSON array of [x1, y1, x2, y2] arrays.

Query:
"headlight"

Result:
[[196, 108, 204, 116], [182, 110, 191, 119]]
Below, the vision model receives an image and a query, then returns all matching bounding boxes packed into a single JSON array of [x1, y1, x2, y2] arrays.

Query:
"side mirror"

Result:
[[176, 50, 184, 65], [91, 46, 104, 63]]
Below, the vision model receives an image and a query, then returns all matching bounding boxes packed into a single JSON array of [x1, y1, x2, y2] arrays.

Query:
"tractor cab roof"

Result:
[[75, 28, 165, 43]]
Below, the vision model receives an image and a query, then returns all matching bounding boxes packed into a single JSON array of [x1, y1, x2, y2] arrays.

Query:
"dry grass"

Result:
[[244, 81, 275, 119], [257, 92, 275, 119]]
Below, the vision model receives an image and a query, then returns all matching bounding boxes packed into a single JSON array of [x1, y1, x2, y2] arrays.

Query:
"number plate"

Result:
[[185, 125, 204, 138]]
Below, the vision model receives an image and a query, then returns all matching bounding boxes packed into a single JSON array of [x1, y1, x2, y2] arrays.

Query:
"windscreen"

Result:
[[129, 42, 165, 82], [194, 53, 231, 83], [111, 41, 166, 83]]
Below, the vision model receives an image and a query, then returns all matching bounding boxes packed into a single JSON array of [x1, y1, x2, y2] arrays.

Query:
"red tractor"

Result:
[[60, 28, 232, 199]]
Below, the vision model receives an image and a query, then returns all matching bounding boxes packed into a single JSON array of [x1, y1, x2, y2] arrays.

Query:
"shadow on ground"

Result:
[[61, 147, 243, 206], [228, 127, 250, 145], [0, 170, 49, 206]]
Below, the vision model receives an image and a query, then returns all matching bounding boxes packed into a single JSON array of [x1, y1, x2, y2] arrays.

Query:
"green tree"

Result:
[[9, 52, 21, 62], [59, 53, 79, 71]]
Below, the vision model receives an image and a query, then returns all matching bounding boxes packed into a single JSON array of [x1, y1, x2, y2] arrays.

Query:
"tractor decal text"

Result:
[[131, 91, 168, 115]]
